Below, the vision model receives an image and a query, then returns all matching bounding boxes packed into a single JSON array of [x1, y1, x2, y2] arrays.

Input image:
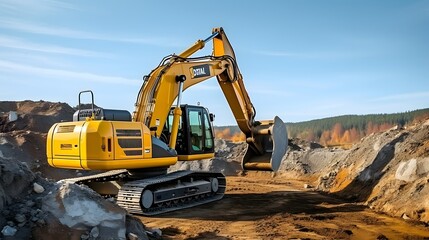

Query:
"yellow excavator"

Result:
[[46, 27, 288, 215]]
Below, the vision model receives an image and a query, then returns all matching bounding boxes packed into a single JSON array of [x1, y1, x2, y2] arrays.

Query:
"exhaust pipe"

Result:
[[242, 116, 288, 171]]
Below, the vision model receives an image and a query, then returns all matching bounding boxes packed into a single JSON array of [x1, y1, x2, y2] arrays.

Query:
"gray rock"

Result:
[[30, 209, 37, 216], [26, 200, 36, 207], [152, 228, 162, 237], [19, 206, 30, 214], [30, 209, 43, 220], [33, 182, 45, 193], [15, 213, 26, 223], [2, 209, 10, 216], [396, 159, 418, 182], [1, 225, 17, 236], [126, 215, 149, 240], [36, 219, 46, 225], [128, 232, 139, 240], [90, 226, 99, 239], [8, 111, 18, 122], [42, 182, 127, 239]]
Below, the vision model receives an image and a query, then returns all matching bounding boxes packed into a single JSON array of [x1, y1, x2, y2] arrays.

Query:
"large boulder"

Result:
[[42, 182, 128, 239]]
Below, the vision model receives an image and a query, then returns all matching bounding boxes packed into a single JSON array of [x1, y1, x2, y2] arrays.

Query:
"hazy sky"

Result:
[[0, 0, 428, 125]]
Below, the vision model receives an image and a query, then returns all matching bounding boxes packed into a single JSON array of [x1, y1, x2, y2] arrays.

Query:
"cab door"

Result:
[[185, 105, 214, 155], [163, 105, 215, 160]]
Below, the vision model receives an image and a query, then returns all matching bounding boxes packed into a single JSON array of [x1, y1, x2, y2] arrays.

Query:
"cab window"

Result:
[[188, 110, 203, 151]]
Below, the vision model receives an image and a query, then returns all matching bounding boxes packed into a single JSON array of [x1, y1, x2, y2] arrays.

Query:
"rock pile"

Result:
[[0, 156, 150, 239]]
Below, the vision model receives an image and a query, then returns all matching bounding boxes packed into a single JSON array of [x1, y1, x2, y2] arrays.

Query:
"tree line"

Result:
[[215, 108, 429, 146]]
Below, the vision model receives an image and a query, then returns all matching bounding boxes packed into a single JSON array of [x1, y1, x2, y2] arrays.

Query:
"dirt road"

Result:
[[142, 174, 429, 240]]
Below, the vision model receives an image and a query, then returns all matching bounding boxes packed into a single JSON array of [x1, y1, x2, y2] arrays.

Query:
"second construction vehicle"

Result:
[[46, 27, 288, 215]]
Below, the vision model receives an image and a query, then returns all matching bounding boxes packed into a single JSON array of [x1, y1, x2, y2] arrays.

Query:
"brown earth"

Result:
[[143, 174, 429, 240], [0, 100, 80, 180]]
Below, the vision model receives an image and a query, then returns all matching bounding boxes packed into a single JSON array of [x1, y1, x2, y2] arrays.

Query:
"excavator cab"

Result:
[[162, 105, 215, 160]]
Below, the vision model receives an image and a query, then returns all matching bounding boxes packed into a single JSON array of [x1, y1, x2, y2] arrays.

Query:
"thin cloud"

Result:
[[0, 0, 77, 14], [255, 51, 307, 58], [250, 88, 292, 97], [0, 52, 72, 68], [0, 60, 140, 85], [254, 50, 372, 60], [0, 18, 183, 47], [0, 35, 108, 57], [369, 91, 429, 102]]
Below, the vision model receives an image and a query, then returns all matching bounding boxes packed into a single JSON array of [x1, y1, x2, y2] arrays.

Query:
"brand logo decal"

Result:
[[191, 64, 210, 78]]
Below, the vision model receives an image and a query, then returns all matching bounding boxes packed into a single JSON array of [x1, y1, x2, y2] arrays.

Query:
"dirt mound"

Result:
[[0, 100, 74, 133], [317, 120, 429, 222], [0, 101, 80, 180], [280, 119, 429, 223]]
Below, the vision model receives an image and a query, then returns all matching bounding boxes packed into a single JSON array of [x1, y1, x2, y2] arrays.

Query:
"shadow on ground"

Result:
[[154, 190, 366, 221]]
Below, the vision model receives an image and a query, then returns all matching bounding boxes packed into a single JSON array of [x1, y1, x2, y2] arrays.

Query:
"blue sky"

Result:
[[0, 0, 428, 126]]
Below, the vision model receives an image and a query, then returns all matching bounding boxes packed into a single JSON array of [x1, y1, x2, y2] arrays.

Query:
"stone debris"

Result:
[[89, 226, 99, 239], [8, 111, 18, 122], [402, 213, 411, 220], [168, 138, 244, 176], [146, 228, 162, 239], [395, 158, 429, 182], [14, 213, 26, 223], [42, 182, 127, 239], [128, 232, 139, 240], [1, 225, 17, 236], [33, 182, 45, 193]]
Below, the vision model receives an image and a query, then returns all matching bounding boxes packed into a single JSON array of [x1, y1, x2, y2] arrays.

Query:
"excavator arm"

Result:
[[133, 27, 288, 171]]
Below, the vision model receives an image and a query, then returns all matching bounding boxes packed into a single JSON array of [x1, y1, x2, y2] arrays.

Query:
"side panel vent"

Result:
[[118, 139, 142, 148], [116, 129, 141, 137]]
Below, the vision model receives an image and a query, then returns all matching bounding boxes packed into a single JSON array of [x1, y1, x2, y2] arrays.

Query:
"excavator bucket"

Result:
[[242, 116, 288, 171]]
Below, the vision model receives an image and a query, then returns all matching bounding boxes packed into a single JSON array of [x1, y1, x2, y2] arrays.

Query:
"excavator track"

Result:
[[117, 171, 226, 216], [61, 170, 226, 216]]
